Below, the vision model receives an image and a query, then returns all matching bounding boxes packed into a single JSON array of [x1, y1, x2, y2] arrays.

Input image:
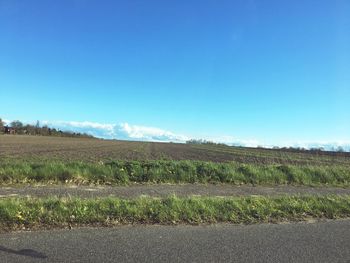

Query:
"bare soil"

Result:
[[1, 135, 349, 165]]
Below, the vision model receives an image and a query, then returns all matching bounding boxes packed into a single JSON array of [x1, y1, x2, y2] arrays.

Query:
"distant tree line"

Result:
[[0, 118, 93, 138], [186, 139, 226, 146], [186, 138, 347, 155], [270, 145, 347, 156]]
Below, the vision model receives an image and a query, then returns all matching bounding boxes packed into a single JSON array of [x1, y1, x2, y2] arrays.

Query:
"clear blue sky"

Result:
[[0, 0, 349, 145]]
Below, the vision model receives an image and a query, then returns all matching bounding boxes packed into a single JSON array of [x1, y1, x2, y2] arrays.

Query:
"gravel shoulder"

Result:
[[1, 184, 349, 198]]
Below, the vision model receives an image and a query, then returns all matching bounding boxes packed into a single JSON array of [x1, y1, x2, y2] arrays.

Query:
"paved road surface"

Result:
[[1, 184, 349, 198], [1, 220, 349, 262]]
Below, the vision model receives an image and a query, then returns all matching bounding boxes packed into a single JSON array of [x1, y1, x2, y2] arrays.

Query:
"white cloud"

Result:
[[41, 120, 189, 142], [117, 123, 190, 142], [41, 120, 117, 138], [1, 119, 11, 125]]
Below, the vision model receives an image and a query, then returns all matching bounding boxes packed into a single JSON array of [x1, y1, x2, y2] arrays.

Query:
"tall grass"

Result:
[[0, 195, 349, 230], [0, 160, 349, 186]]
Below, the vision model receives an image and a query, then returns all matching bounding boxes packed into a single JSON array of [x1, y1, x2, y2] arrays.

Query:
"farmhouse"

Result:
[[4, 126, 16, 134]]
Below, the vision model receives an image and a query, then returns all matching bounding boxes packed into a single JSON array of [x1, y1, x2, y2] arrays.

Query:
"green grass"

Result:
[[0, 160, 349, 186], [0, 195, 349, 230]]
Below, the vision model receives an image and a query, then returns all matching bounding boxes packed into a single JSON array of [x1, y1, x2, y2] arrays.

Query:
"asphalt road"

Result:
[[1, 220, 349, 263], [1, 184, 349, 198]]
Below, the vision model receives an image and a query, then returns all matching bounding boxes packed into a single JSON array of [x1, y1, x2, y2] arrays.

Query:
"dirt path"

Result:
[[0, 184, 349, 198]]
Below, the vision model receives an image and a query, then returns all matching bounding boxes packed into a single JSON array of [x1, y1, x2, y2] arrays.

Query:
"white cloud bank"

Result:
[[118, 123, 190, 142], [42, 120, 117, 139], [41, 120, 190, 143], [15, 119, 350, 152]]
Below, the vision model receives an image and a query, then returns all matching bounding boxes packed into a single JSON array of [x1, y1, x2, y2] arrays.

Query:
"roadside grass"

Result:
[[0, 160, 349, 187], [0, 195, 349, 230]]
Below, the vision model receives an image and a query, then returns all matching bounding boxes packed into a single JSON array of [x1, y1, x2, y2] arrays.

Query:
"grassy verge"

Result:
[[0, 160, 349, 186], [0, 195, 349, 230]]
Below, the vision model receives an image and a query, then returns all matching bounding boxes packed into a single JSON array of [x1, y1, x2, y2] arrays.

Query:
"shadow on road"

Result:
[[0, 245, 47, 259]]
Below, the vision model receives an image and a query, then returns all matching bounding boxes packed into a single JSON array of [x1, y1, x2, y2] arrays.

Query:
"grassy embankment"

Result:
[[0, 160, 349, 186], [0, 195, 349, 230]]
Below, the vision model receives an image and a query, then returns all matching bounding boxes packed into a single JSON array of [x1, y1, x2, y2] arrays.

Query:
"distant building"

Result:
[[4, 126, 16, 134]]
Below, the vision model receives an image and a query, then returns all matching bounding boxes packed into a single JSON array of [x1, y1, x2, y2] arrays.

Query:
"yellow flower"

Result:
[[16, 212, 25, 221]]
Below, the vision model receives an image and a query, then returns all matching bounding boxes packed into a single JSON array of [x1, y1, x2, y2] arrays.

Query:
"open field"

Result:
[[1, 135, 350, 165], [1, 135, 350, 232], [1, 135, 349, 187]]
